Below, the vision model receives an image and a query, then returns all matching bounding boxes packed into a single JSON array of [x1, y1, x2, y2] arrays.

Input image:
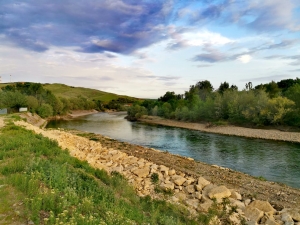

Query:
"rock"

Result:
[[202, 184, 217, 201], [246, 221, 257, 225], [198, 200, 213, 212], [197, 177, 210, 188], [132, 168, 149, 178], [208, 185, 231, 199], [229, 213, 241, 225], [183, 179, 194, 186], [281, 208, 300, 222], [172, 175, 187, 186], [245, 199, 251, 206], [230, 189, 242, 200], [195, 185, 203, 192], [111, 165, 123, 173], [265, 219, 281, 225], [194, 192, 202, 200], [244, 206, 264, 223], [248, 200, 276, 213], [160, 182, 174, 191], [281, 213, 294, 223], [229, 198, 245, 210], [175, 192, 187, 201], [185, 199, 199, 209], [159, 165, 169, 173], [168, 169, 176, 176], [185, 185, 195, 194]]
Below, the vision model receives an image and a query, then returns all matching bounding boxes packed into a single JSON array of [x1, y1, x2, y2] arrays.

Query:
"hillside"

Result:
[[43, 83, 138, 103], [0, 82, 138, 103]]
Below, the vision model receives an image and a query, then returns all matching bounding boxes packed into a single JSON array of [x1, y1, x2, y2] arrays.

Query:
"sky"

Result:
[[0, 0, 300, 98]]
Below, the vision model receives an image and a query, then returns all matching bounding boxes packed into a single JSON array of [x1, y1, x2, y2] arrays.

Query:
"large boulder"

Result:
[[172, 175, 187, 186], [281, 208, 300, 222], [248, 200, 276, 213], [244, 206, 264, 223], [197, 177, 210, 189], [132, 168, 149, 178], [208, 185, 231, 199]]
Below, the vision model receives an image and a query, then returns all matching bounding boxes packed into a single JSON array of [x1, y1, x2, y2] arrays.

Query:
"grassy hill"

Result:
[[0, 82, 138, 103]]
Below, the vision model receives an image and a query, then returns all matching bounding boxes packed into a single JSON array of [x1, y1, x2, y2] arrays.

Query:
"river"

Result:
[[47, 112, 300, 189]]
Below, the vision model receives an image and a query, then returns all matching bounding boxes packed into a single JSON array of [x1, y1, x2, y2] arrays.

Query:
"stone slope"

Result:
[[14, 120, 300, 225]]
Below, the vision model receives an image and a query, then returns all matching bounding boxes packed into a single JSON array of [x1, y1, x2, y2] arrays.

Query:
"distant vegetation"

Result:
[[0, 82, 138, 118], [127, 78, 300, 127]]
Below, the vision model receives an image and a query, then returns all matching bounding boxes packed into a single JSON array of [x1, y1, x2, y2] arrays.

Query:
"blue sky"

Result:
[[0, 0, 300, 98]]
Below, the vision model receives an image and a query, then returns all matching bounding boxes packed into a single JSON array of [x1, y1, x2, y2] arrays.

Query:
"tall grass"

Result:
[[0, 125, 199, 224]]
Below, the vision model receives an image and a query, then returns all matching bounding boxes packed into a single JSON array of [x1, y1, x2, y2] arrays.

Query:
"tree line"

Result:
[[127, 78, 300, 127], [0, 82, 134, 118]]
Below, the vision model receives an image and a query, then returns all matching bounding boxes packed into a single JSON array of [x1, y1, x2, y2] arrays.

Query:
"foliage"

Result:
[[127, 105, 147, 121], [37, 103, 54, 118], [127, 77, 300, 128]]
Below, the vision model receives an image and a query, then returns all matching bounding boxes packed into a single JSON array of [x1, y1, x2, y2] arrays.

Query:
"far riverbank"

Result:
[[139, 116, 300, 143]]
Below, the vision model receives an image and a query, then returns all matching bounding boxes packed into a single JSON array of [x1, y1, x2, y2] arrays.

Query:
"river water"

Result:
[[47, 112, 300, 189]]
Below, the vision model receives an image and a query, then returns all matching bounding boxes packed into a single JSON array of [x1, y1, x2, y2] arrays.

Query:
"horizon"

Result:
[[0, 1, 300, 98]]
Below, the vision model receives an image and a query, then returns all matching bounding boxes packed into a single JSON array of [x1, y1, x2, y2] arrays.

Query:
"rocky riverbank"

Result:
[[139, 116, 300, 143], [14, 118, 300, 225]]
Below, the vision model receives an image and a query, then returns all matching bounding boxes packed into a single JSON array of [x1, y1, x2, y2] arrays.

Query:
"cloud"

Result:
[[236, 54, 252, 63], [137, 75, 180, 81], [239, 74, 290, 82], [0, 0, 173, 54]]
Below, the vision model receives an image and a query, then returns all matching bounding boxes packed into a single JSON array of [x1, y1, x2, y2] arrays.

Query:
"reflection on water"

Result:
[[47, 112, 300, 188]]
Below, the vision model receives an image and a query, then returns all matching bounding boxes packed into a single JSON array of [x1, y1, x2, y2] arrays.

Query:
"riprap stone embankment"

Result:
[[14, 120, 300, 225]]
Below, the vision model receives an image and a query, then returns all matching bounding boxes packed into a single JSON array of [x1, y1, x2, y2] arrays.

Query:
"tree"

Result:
[[37, 103, 53, 118], [189, 80, 214, 101], [265, 81, 280, 98], [261, 97, 295, 124], [0, 91, 27, 110], [218, 82, 229, 94], [27, 96, 39, 112]]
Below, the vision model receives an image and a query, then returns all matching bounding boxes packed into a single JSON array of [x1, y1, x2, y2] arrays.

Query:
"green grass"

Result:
[[43, 83, 137, 103], [0, 124, 199, 225]]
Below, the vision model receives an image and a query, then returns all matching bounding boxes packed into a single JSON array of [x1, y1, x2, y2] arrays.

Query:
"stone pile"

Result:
[[15, 121, 300, 225]]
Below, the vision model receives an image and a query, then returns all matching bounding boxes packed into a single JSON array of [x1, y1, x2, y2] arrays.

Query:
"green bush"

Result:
[[37, 103, 53, 118]]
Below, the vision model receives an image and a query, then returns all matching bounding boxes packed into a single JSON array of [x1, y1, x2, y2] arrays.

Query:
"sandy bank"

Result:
[[68, 109, 98, 118], [139, 116, 300, 143]]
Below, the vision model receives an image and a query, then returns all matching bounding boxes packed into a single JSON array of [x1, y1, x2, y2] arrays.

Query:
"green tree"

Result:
[[27, 96, 39, 113], [37, 103, 53, 118], [265, 81, 280, 98], [218, 82, 229, 94], [261, 97, 295, 124], [0, 91, 27, 110]]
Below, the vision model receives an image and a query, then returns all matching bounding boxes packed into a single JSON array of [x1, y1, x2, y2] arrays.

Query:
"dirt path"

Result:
[[0, 117, 4, 128], [140, 116, 300, 143]]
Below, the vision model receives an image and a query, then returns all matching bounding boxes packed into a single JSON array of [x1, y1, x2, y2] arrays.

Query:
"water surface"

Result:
[[47, 112, 300, 188]]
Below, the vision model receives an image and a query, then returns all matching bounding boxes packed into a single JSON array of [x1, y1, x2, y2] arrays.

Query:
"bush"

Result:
[[37, 103, 53, 118]]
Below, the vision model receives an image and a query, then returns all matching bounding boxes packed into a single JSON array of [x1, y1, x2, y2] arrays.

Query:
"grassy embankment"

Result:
[[43, 83, 138, 103], [0, 83, 137, 103], [0, 116, 199, 225]]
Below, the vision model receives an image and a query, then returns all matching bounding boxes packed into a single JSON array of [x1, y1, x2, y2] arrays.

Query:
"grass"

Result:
[[0, 124, 200, 225], [43, 83, 137, 103]]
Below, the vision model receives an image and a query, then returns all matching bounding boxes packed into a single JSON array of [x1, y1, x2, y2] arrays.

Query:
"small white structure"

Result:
[[19, 107, 28, 112], [0, 108, 8, 114]]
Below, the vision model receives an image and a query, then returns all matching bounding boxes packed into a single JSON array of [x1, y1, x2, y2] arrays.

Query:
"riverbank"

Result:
[[13, 118, 300, 224], [139, 116, 300, 143]]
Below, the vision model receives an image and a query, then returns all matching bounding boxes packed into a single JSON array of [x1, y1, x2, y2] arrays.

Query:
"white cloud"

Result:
[[237, 54, 252, 63], [182, 30, 234, 47]]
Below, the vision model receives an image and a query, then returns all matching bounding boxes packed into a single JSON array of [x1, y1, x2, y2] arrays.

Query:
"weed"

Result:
[[150, 173, 159, 184], [257, 176, 267, 181]]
